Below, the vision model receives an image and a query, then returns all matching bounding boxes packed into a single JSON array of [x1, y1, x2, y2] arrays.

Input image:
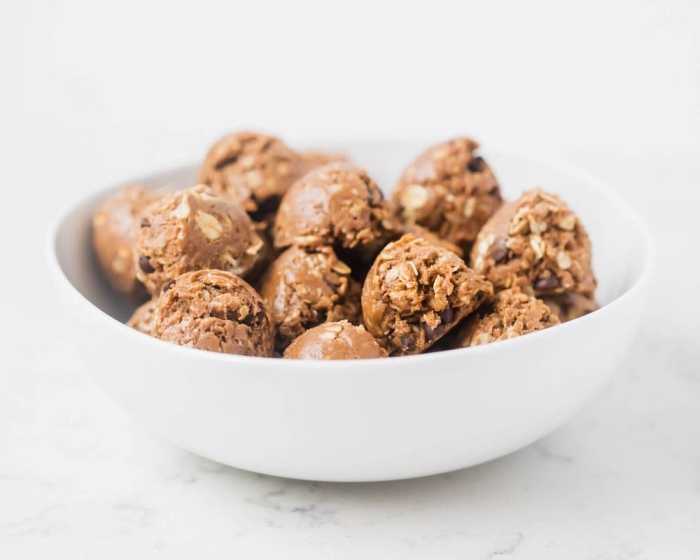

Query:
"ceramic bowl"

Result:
[[47, 141, 653, 482]]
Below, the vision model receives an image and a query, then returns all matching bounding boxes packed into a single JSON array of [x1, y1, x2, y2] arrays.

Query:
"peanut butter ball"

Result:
[[152, 270, 274, 356], [362, 234, 494, 355], [392, 138, 503, 253], [198, 131, 307, 213], [92, 185, 163, 299], [134, 185, 265, 295], [469, 189, 596, 298], [283, 321, 388, 360], [273, 163, 398, 255], [450, 288, 559, 348], [259, 245, 362, 350]]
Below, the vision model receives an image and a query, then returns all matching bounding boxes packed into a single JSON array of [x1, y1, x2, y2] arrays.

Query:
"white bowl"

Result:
[[47, 141, 653, 482]]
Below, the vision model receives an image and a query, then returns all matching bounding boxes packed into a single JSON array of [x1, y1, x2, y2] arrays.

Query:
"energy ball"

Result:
[[300, 150, 350, 170], [259, 245, 362, 350], [450, 287, 559, 348], [198, 131, 307, 213], [134, 185, 265, 295], [362, 234, 494, 355], [152, 269, 274, 356], [392, 138, 503, 253], [92, 185, 163, 298], [470, 189, 596, 298], [542, 292, 598, 323], [273, 163, 398, 254], [126, 297, 157, 335], [283, 320, 388, 360]]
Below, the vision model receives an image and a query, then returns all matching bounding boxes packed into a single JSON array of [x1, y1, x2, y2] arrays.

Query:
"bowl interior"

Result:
[[52, 142, 651, 325]]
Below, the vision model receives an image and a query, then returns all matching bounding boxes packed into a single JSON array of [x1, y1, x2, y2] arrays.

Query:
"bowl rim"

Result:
[[45, 147, 655, 369]]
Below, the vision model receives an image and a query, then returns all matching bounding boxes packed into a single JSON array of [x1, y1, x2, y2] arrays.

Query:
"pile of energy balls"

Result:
[[92, 132, 597, 360]]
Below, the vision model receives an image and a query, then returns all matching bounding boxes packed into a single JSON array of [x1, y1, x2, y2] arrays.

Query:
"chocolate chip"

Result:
[[138, 256, 155, 273], [534, 275, 560, 291], [467, 156, 484, 173], [163, 279, 175, 292], [490, 247, 508, 262], [214, 155, 239, 170], [488, 185, 500, 196], [424, 322, 446, 342], [490, 237, 508, 262], [423, 308, 456, 342], [140, 217, 151, 227], [440, 307, 455, 325], [239, 309, 264, 327], [239, 311, 258, 326], [399, 333, 417, 351]]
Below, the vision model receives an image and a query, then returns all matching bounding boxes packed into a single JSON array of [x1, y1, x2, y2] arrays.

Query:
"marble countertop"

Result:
[[1, 128, 698, 559]]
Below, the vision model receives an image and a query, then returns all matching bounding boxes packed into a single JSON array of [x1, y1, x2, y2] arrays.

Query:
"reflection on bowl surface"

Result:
[[48, 142, 653, 482]]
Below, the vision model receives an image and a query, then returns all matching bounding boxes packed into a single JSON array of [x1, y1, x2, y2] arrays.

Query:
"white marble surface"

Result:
[[1, 127, 699, 559]]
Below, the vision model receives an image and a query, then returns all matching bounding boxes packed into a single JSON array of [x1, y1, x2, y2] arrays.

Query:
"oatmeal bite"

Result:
[[134, 185, 265, 295], [362, 234, 494, 355], [259, 245, 362, 351], [283, 320, 388, 360], [152, 269, 274, 356], [450, 287, 559, 348], [198, 131, 307, 213], [273, 163, 398, 255], [469, 188, 596, 297], [392, 138, 503, 253], [92, 185, 163, 299]]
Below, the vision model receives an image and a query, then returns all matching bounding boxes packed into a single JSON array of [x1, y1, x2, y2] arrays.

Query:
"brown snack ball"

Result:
[[152, 270, 274, 356], [259, 245, 362, 351], [542, 292, 598, 323], [92, 185, 163, 298], [126, 298, 157, 335], [134, 185, 265, 295], [283, 321, 388, 360], [470, 189, 597, 298], [362, 234, 494, 355], [392, 138, 503, 253], [300, 150, 350, 170], [273, 163, 398, 254], [198, 131, 307, 213], [450, 287, 559, 348]]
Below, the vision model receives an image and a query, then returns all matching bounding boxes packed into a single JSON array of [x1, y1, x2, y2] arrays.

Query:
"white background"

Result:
[[2, 2, 700, 558], [2, 0, 699, 158]]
